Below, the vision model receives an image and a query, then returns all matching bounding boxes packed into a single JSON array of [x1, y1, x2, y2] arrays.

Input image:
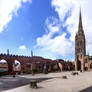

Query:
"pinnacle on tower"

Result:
[[7, 49, 9, 55], [31, 50, 33, 57]]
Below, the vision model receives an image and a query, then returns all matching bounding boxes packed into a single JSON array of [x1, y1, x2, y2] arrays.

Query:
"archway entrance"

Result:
[[13, 60, 21, 73], [90, 63, 92, 69], [77, 60, 81, 70]]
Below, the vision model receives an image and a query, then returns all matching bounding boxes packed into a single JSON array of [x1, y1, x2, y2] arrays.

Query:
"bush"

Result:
[[21, 69, 26, 73], [32, 69, 38, 73]]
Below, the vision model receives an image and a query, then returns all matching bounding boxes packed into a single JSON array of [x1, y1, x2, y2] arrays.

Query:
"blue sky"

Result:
[[0, 0, 92, 61], [0, 0, 58, 57]]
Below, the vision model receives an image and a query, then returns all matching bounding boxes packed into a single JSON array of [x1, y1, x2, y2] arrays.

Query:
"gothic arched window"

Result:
[[80, 41, 82, 46]]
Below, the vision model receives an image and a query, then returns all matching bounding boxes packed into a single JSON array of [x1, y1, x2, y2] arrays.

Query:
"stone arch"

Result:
[[0, 59, 8, 72], [90, 63, 92, 69], [77, 60, 81, 70], [13, 60, 21, 72], [0, 59, 7, 64]]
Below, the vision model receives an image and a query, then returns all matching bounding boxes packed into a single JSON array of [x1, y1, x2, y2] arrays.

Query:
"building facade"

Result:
[[0, 53, 74, 75], [75, 10, 92, 71], [75, 10, 86, 71]]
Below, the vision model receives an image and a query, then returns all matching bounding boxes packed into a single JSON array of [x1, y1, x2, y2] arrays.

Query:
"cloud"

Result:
[[35, 0, 92, 59], [0, 0, 32, 32], [36, 16, 74, 58], [19, 45, 27, 50]]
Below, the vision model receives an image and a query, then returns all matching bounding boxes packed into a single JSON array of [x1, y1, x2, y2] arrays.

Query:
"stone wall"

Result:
[[0, 53, 74, 74]]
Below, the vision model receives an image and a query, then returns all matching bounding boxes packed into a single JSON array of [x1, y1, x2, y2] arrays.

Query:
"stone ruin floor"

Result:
[[1, 71, 92, 92]]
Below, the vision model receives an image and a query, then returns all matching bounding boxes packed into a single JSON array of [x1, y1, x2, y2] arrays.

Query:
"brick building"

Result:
[[0, 53, 74, 75]]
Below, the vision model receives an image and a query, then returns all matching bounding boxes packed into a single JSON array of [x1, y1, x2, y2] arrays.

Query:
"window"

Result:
[[36, 61, 41, 64], [80, 54, 82, 58], [85, 59, 87, 63], [80, 41, 82, 46], [26, 63, 31, 68], [81, 49, 82, 52], [77, 42, 79, 46], [90, 64, 92, 68], [89, 56, 92, 61]]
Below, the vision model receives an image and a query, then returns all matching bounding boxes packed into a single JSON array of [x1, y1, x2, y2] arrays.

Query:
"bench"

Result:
[[30, 80, 37, 88], [61, 76, 67, 79], [71, 72, 79, 75]]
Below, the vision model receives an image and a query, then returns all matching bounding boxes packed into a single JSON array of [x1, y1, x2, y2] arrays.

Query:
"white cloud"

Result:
[[35, 0, 92, 59], [0, 0, 32, 32], [36, 16, 74, 58], [19, 45, 27, 50]]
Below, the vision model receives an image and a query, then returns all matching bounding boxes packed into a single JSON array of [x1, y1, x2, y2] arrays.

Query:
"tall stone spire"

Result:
[[78, 9, 84, 34], [75, 9, 86, 71]]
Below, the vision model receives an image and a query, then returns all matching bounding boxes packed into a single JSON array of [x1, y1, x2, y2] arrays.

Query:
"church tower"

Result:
[[75, 9, 86, 71]]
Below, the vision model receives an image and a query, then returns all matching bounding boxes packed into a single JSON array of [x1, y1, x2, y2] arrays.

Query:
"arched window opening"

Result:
[[13, 60, 21, 71], [90, 64, 92, 69]]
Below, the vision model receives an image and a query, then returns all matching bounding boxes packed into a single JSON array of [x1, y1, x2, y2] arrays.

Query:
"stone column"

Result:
[[81, 55, 84, 72], [88, 62, 90, 71], [75, 60, 78, 71]]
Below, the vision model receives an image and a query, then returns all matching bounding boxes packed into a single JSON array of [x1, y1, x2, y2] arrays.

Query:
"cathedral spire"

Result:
[[78, 8, 83, 33], [75, 8, 86, 71]]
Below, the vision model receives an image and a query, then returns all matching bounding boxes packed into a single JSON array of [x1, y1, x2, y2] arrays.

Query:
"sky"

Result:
[[0, 0, 92, 61]]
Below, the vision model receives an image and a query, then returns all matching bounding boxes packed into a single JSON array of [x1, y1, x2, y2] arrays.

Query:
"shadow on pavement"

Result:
[[0, 75, 56, 91], [79, 86, 92, 92]]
